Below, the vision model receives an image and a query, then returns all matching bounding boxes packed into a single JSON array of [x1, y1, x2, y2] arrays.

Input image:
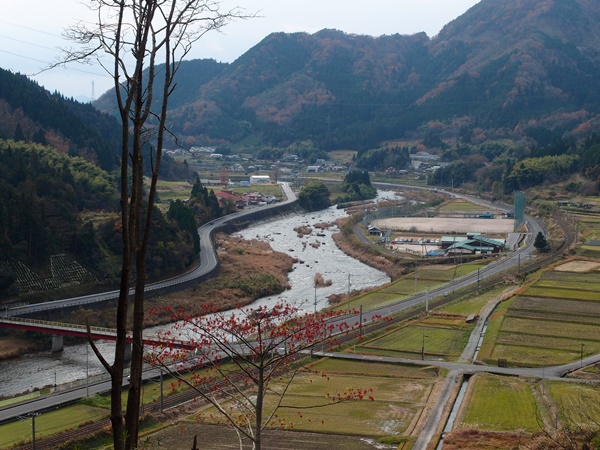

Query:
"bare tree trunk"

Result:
[[59, 1, 251, 448], [255, 365, 264, 450]]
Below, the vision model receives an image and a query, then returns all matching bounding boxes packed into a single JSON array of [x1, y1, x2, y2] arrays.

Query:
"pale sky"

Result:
[[0, 0, 480, 101]]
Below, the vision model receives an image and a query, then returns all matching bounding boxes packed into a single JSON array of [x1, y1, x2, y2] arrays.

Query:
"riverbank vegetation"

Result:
[[297, 181, 331, 211], [69, 234, 295, 329], [0, 234, 294, 360], [334, 170, 377, 204]]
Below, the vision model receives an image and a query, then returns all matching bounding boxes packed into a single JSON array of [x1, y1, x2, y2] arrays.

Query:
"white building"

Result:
[[250, 175, 272, 185]]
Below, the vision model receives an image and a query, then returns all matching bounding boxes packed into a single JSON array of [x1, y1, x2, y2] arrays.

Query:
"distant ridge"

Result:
[[91, 0, 600, 151]]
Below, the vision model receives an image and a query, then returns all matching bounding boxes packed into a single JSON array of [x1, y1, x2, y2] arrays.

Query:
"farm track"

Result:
[[15, 211, 576, 449]]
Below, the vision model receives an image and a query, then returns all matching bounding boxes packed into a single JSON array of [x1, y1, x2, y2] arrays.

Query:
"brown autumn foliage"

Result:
[[313, 272, 332, 288], [144, 234, 294, 326], [442, 429, 528, 450], [67, 233, 294, 329], [0, 336, 45, 360]]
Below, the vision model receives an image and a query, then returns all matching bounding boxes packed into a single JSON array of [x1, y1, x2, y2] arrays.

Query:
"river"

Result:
[[0, 193, 394, 397]]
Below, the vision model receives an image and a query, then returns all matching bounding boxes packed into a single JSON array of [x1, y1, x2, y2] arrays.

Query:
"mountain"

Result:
[[422, 0, 600, 128], [0, 70, 199, 298], [94, 0, 600, 151], [0, 68, 122, 170]]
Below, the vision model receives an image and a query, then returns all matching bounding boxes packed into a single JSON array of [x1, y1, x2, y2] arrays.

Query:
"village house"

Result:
[[215, 191, 246, 209], [249, 175, 272, 185], [442, 233, 505, 255]]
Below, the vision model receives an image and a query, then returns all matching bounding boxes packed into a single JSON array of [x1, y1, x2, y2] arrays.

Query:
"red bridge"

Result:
[[0, 316, 194, 352]]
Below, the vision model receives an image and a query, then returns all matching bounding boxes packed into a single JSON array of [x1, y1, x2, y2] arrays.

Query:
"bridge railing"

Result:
[[0, 316, 119, 336]]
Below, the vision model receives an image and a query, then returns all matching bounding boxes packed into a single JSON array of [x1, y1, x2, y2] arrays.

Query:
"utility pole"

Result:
[[160, 368, 164, 413], [347, 273, 351, 312], [414, 263, 418, 293], [86, 344, 89, 398], [359, 305, 363, 337], [32, 414, 36, 450], [421, 334, 428, 361], [19, 413, 40, 449]]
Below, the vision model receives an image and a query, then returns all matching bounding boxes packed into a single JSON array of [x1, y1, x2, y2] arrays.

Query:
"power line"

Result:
[[0, 20, 63, 38], [0, 49, 50, 65], [0, 33, 58, 51], [0, 49, 110, 78]]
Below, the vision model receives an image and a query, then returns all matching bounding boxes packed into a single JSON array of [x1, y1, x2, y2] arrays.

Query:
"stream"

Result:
[[0, 194, 394, 397]]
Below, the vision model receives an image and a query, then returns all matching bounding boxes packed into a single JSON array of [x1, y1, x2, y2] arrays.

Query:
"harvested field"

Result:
[[465, 209, 600, 366], [521, 286, 600, 301], [554, 260, 600, 272], [192, 358, 438, 444], [511, 296, 600, 318], [442, 429, 529, 450], [373, 217, 514, 234], [547, 381, 600, 427], [480, 268, 600, 366], [497, 332, 598, 353], [501, 317, 600, 342], [147, 424, 380, 450], [458, 374, 539, 432], [363, 317, 472, 359]]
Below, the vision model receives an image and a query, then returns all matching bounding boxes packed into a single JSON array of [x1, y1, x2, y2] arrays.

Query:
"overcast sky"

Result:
[[1, 0, 480, 101]]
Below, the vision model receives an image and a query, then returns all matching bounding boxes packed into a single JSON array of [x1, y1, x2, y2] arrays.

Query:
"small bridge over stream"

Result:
[[0, 316, 194, 354]]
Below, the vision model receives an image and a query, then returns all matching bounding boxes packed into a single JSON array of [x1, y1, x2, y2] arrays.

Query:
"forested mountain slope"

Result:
[[0, 70, 199, 298], [93, 0, 600, 151], [0, 68, 121, 170]]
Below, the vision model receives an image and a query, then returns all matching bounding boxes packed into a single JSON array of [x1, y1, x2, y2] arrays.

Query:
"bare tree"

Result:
[[150, 302, 373, 450], [60, 1, 250, 449]]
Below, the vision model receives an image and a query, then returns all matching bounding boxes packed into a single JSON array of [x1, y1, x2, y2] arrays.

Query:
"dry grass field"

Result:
[[554, 259, 600, 272], [142, 424, 384, 450], [142, 358, 440, 449], [373, 217, 514, 234]]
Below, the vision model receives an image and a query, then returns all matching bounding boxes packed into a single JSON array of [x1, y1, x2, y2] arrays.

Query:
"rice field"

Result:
[[575, 212, 600, 258], [458, 374, 539, 432], [479, 264, 600, 366], [197, 358, 440, 441], [335, 263, 474, 312], [439, 285, 509, 316], [547, 381, 600, 428], [0, 404, 109, 449], [358, 315, 472, 360]]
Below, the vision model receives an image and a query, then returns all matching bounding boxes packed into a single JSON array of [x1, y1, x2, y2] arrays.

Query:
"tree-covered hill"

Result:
[[93, 0, 600, 153], [0, 140, 116, 270], [0, 68, 121, 170], [0, 140, 198, 299]]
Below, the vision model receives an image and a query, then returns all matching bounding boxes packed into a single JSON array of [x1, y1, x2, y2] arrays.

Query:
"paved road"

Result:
[[343, 181, 546, 324], [0, 377, 124, 423], [4, 183, 297, 317], [0, 182, 552, 435]]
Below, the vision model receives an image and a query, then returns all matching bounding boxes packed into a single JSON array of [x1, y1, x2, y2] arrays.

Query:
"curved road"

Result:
[[0, 182, 550, 439], [5, 183, 297, 317], [332, 182, 545, 330]]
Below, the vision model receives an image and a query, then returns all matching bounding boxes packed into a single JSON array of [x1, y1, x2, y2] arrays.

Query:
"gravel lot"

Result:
[[372, 217, 514, 234]]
